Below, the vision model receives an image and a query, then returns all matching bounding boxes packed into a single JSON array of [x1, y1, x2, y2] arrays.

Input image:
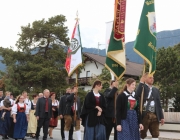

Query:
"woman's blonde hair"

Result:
[[15, 95, 22, 104]]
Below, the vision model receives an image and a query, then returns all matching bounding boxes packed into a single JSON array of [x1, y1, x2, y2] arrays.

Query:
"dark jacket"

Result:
[[104, 87, 118, 118], [0, 96, 5, 103], [63, 93, 81, 118], [35, 97, 52, 119], [80, 91, 106, 127], [58, 93, 70, 115], [135, 83, 164, 121], [116, 90, 142, 125]]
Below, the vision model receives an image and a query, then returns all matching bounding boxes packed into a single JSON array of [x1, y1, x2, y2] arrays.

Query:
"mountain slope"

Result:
[[83, 29, 180, 64]]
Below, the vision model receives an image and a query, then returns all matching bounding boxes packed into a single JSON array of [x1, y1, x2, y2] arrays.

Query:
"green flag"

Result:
[[105, 31, 126, 80], [105, 0, 126, 80], [134, 0, 156, 74]]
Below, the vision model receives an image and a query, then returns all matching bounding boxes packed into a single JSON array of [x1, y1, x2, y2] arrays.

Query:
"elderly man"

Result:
[[35, 89, 52, 140], [38, 93, 43, 98]]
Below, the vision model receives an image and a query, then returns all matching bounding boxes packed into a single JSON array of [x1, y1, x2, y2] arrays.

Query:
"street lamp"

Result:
[[97, 42, 106, 55]]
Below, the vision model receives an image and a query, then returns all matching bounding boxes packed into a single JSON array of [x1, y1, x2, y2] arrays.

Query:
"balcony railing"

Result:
[[68, 77, 91, 86]]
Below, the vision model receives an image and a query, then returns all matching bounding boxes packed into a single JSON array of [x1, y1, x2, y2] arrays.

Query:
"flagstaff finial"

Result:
[[75, 10, 80, 21]]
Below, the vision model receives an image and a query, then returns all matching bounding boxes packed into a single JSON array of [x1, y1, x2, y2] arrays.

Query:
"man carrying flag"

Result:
[[134, 1, 164, 140], [64, 13, 82, 140], [105, 0, 126, 140]]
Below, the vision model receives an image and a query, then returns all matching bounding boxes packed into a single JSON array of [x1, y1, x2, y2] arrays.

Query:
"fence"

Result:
[[164, 112, 180, 123]]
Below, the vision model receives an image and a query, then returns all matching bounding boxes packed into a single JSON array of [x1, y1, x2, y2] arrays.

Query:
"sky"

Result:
[[0, 0, 180, 50]]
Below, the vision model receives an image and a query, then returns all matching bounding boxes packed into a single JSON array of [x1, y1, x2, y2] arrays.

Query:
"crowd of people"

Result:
[[0, 73, 164, 140]]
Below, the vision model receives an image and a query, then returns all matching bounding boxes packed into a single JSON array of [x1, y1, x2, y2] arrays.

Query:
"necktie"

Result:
[[72, 105, 75, 112], [45, 98, 48, 112]]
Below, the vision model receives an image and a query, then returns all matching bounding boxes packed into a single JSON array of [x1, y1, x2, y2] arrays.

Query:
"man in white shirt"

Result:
[[22, 91, 31, 111]]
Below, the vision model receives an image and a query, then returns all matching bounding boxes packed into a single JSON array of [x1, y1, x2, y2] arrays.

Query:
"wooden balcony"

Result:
[[68, 77, 91, 86]]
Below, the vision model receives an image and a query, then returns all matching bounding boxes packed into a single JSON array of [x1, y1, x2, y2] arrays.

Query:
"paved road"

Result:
[[41, 129, 151, 140], [0, 129, 151, 140], [1, 127, 180, 140]]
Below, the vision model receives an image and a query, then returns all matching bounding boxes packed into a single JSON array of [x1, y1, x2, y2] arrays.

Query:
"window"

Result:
[[86, 71, 90, 77]]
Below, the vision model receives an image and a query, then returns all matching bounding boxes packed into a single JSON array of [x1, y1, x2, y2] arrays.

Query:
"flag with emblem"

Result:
[[105, 0, 126, 80], [65, 20, 82, 76], [134, 0, 156, 74]]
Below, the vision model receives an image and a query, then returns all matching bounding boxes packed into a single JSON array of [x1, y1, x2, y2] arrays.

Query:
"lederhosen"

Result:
[[141, 89, 159, 139]]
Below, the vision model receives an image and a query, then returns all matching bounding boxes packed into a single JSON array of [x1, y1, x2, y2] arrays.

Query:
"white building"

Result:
[[69, 52, 143, 91]]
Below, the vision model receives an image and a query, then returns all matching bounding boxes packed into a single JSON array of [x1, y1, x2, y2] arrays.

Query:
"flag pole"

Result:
[[140, 60, 146, 116], [74, 11, 79, 129]]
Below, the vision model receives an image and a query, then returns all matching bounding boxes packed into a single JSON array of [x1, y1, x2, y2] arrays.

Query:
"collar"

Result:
[[145, 83, 153, 88], [93, 91, 100, 97], [124, 90, 135, 97]]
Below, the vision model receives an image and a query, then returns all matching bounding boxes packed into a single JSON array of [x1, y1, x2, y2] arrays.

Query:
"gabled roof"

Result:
[[83, 52, 105, 65], [83, 52, 143, 77]]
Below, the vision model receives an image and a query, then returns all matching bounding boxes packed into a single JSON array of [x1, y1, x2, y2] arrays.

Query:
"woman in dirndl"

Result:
[[81, 80, 106, 140], [48, 92, 59, 139], [116, 78, 144, 140], [27, 94, 38, 138], [12, 95, 29, 140]]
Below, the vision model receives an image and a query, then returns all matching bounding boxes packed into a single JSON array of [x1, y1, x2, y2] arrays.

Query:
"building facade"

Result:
[[69, 52, 143, 91]]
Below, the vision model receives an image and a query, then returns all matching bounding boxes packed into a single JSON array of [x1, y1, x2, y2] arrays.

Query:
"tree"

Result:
[[154, 44, 180, 111], [172, 43, 180, 111], [0, 78, 5, 91], [0, 47, 23, 94], [0, 15, 70, 96]]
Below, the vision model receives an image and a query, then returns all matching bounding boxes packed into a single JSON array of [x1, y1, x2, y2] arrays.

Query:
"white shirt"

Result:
[[24, 98, 31, 110], [73, 101, 78, 111], [0, 98, 14, 106], [52, 100, 59, 106], [93, 92, 101, 97], [32, 100, 36, 106], [12, 102, 29, 114], [124, 91, 136, 100], [144, 87, 155, 106]]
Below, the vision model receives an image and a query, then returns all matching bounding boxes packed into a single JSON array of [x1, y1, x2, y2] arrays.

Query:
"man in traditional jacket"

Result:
[[59, 88, 74, 140], [104, 80, 118, 140], [63, 86, 81, 140], [136, 73, 165, 140]]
